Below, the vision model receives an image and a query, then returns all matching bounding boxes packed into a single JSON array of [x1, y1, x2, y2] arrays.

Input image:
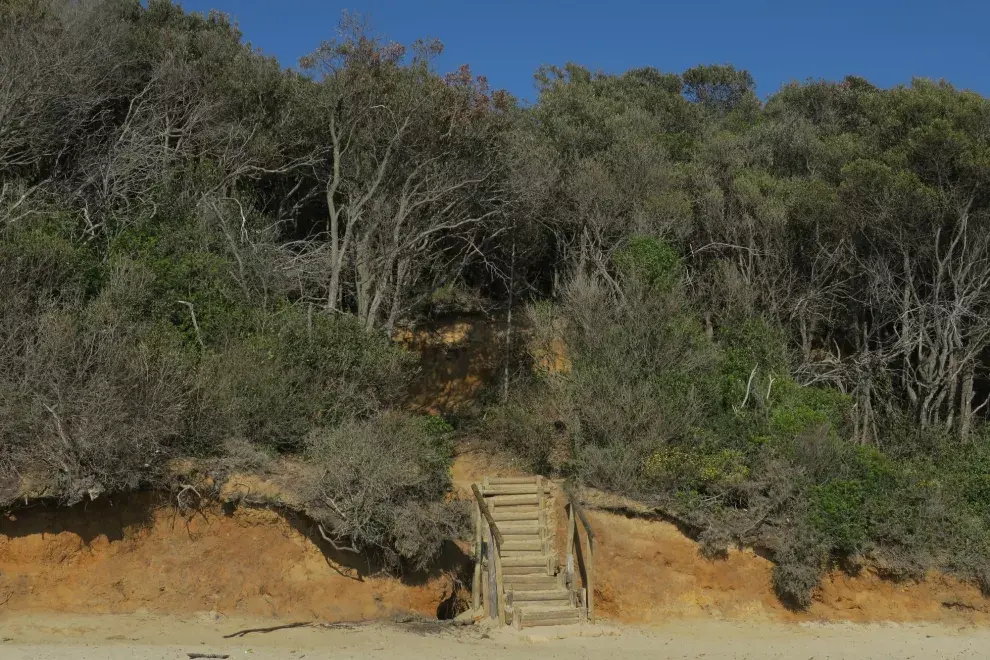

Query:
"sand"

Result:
[[0, 612, 988, 659]]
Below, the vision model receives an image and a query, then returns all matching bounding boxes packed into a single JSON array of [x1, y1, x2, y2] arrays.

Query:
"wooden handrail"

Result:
[[472, 482, 507, 623], [564, 487, 596, 624], [569, 494, 596, 543], [471, 483, 504, 546]]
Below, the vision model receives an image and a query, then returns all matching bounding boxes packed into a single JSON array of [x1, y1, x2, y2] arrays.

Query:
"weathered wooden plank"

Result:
[[500, 539, 542, 551], [509, 589, 571, 602], [487, 476, 539, 485], [492, 509, 540, 522], [519, 615, 581, 629], [497, 522, 541, 534], [501, 554, 548, 567], [501, 565, 551, 575], [488, 494, 539, 506], [483, 484, 549, 496], [503, 574, 559, 585]]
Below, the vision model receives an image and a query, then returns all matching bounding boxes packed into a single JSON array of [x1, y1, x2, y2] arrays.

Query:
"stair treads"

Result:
[[504, 573, 560, 594], [496, 522, 540, 534], [519, 607, 581, 619], [487, 494, 539, 506], [486, 476, 539, 485], [501, 565, 550, 575], [514, 607, 582, 629], [501, 554, 548, 567], [491, 509, 539, 522], [503, 574, 559, 584], [510, 589, 571, 602], [500, 539, 543, 551], [483, 484, 550, 496]]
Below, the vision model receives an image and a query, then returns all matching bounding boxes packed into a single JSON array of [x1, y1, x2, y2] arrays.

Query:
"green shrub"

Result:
[[200, 309, 416, 452], [644, 446, 750, 489], [809, 479, 869, 554], [614, 236, 682, 291]]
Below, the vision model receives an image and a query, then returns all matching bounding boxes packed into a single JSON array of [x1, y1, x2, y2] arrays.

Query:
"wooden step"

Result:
[[509, 589, 572, 604], [500, 539, 543, 552], [487, 476, 539, 485], [514, 606, 582, 629], [501, 565, 551, 576], [492, 509, 539, 522], [506, 582, 561, 592], [484, 484, 550, 496], [500, 550, 545, 558], [503, 575, 559, 589], [501, 554, 548, 568], [488, 494, 539, 507], [497, 522, 541, 535]]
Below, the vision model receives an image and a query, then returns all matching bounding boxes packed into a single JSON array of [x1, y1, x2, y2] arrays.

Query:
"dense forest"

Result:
[[3, 0, 990, 606]]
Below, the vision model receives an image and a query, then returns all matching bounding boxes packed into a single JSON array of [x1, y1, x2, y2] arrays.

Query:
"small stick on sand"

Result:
[[223, 621, 314, 638]]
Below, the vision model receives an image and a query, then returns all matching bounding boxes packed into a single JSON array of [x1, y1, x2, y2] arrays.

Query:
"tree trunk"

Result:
[[502, 238, 516, 402], [960, 360, 975, 441]]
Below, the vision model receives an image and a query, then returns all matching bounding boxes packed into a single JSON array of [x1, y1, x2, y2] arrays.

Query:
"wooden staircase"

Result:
[[471, 476, 595, 629]]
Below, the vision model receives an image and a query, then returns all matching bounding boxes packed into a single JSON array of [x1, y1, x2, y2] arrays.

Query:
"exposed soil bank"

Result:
[[584, 509, 990, 625], [451, 447, 990, 626], [1, 450, 988, 627], [0, 493, 465, 621]]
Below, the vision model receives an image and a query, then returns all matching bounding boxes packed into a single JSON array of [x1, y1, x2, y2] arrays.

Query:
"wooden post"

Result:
[[566, 489, 597, 625], [486, 525, 497, 619], [494, 535, 506, 625], [587, 534, 595, 624], [472, 497, 482, 611], [490, 490, 506, 625], [565, 503, 576, 588]]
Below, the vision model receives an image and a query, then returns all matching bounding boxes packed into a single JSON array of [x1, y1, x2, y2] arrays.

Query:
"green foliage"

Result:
[[614, 236, 682, 291], [1, 216, 104, 300], [644, 446, 750, 489], [682, 64, 757, 114], [200, 309, 416, 452], [769, 379, 852, 438], [109, 220, 253, 347], [809, 479, 869, 554]]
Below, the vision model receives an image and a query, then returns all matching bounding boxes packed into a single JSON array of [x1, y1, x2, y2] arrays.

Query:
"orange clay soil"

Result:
[[573, 507, 990, 625], [0, 493, 463, 621], [1, 449, 989, 626], [454, 446, 990, 625]]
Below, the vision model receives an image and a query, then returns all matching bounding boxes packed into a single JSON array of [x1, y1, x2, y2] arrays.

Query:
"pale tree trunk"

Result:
[[959, 360, 975, 440], [502, 238, 516, 402]]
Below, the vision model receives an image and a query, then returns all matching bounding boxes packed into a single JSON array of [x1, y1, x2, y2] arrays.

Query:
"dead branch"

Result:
[[176, 301, 205, 349], [317, 523, 359, 553], [223, 621, 314, 638]]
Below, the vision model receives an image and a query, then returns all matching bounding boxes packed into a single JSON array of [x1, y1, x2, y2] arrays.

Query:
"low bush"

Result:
[[302, 413, 468, 572]]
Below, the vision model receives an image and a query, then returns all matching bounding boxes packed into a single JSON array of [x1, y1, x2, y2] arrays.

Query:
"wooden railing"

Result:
[[471, 483, 506, 624], [564, 487, 597, 624]]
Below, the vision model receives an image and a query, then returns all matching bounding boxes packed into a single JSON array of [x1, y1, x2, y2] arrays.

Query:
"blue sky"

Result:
[[177, 0, 989, 102]]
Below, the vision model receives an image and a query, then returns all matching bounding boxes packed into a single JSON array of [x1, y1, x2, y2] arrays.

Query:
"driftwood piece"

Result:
[[223, 621, 313, 638]]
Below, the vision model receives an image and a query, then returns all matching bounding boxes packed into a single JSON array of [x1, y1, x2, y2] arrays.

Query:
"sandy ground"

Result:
[[0, 612, 988, 659]]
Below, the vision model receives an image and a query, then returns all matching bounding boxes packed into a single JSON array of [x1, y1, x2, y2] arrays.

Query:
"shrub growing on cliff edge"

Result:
[[302, 413, 468, 572]]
